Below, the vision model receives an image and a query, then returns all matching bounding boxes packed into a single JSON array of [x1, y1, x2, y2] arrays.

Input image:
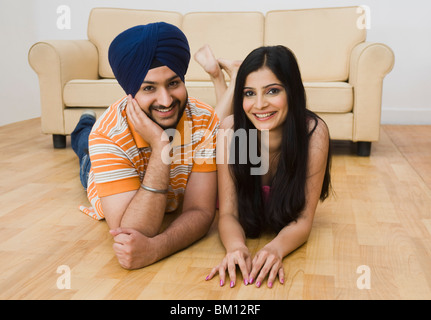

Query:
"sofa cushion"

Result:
[[87, 8, 182, 79], [182, 12, 264, 82], [63, 79, 125, 107], [63, 78, 352, 115], [304, 82, 353, 113], [64, 79, 221, 108], [264, 7, 366, 81], [186, 81, 353, 113], [185, 81, 220, 108]]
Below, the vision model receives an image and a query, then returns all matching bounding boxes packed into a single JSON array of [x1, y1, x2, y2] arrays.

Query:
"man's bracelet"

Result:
[[140, 184, 168, 194]]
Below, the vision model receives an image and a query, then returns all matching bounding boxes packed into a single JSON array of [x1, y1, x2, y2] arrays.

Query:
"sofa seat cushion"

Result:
[[63, 79, 125, 107], [64, 79, 352, 114], [186, 80, 353, 113], [304, 81, 353, 113]]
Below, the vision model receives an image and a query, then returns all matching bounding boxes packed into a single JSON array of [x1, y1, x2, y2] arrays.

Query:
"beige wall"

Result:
[[1, 0, 431, 126]]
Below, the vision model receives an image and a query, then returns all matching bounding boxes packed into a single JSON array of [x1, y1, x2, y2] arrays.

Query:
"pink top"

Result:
[[262, 185, 271, 204]]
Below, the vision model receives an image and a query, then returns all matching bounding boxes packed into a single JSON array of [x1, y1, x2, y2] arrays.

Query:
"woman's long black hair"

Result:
[[230, 45, 332, 238]]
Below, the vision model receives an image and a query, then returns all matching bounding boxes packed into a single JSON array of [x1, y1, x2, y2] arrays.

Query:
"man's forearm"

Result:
[[151, 207, 215, 262], [120, 145, 171, 236]]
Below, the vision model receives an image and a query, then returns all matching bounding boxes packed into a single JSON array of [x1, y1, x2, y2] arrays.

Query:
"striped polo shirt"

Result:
[[86, 96, 219, 220]]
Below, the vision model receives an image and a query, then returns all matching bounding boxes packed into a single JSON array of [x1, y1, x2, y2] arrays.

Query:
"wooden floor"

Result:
[[1, 118, 431, 300]]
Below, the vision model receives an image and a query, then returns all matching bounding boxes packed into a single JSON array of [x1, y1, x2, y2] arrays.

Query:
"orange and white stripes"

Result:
[[84, 96, 219, 220]]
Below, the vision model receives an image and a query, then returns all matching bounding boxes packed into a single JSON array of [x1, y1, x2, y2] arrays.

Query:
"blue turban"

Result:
[[108, 22, 190, 97]]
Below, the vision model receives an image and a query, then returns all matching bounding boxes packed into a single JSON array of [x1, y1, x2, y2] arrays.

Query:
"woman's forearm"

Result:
[[218, 214, 247, 252], [265, 217, 312, 259]]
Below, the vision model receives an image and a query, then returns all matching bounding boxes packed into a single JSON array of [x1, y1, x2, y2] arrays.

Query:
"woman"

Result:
[[195, 45, 332, 288]]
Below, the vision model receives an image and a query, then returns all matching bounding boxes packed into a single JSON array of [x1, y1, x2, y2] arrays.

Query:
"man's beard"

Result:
[[146, 95, 188, 130]]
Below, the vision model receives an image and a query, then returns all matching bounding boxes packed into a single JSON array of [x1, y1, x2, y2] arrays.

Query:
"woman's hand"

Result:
[[249, 245, 285, 288], [205, 246, 252, 287]]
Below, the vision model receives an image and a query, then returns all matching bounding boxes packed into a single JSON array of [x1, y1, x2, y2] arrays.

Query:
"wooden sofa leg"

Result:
[[357, 141, 371, 157], [53, 134, 66, 149]]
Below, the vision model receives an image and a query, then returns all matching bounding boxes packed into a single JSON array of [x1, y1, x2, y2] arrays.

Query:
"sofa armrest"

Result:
[[28, 40, 99, 135], [349, 42, 395, 142]]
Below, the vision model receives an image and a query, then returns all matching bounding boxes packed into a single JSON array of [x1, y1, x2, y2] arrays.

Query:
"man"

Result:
[[71, 22, 219, 270]]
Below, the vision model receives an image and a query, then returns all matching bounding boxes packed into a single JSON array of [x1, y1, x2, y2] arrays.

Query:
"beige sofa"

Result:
[[28, 6, 394, 156]]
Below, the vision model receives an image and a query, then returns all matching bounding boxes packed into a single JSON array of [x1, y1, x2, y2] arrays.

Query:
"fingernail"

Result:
[[220, 280, 224, 286], [205, 275, 209, 281], [268, 282, 273, 288], [280, 278, 284, 284], [256, 281, 261, 288], [244, 279, 248, 286], [249, 278, 254, 284], [230, 281, 235, 288]]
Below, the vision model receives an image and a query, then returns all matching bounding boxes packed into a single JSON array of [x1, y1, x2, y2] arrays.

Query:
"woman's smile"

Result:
[[253, 111, 278, 120]]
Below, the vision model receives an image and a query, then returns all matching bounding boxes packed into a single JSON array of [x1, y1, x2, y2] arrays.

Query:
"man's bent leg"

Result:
[[71, 110, 96, 189]]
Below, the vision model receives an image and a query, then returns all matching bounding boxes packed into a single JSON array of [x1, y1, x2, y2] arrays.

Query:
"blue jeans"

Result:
[[71, 114, 96, 189]]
